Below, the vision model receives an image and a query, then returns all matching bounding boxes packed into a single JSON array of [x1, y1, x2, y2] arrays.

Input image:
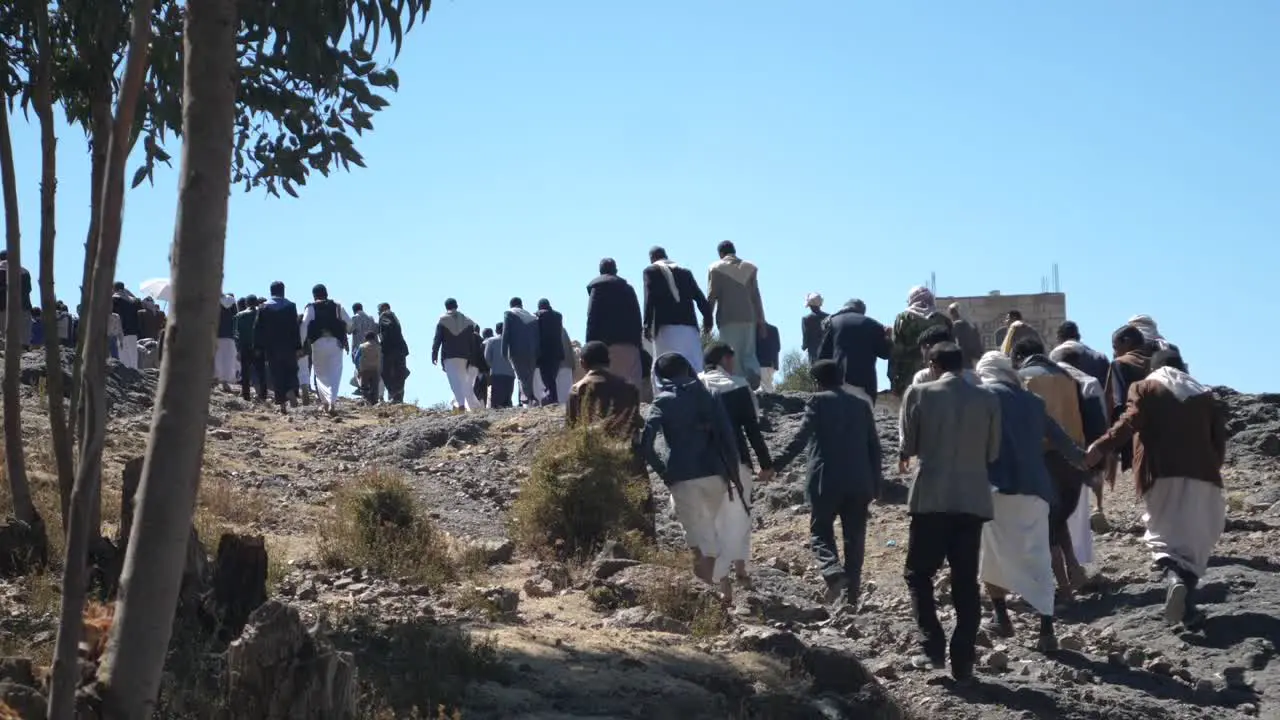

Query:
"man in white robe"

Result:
[[213, 294, 239, 390], [431, 298, 482, 411], [300, 284, 352, 415], [1086, 350, 1226, 629]]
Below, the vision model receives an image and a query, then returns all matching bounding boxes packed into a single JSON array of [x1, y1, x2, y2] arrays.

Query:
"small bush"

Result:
[[509, 425, 650, 560], [774, 350, 819, 393], [643, 580, 732, 638], [318, 469, 455, 587]]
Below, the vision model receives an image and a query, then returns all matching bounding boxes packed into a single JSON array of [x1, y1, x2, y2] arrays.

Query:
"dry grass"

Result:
[[641, 580, 732, 638], [198, 474, 267, 526], [509, 425, 650, 560], [317, 468, 456, 587]]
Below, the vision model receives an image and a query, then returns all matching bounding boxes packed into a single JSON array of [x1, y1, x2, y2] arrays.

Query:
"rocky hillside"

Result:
[[2, 352, 1277, 719]]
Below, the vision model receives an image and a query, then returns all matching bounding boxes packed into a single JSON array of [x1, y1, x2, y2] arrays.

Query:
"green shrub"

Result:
[[318, 469, 455, 588], [774, 349, 819, 393], [509, 424, 650, 560]]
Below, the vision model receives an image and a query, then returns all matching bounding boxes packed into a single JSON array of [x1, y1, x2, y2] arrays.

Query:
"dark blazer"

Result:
[[641, 377, 740, 486], [642, 263, 710, 334], [501, 307, 540, 363], [801, 310, 828, 361], [703, 380, 773, 471], [756, 324, 781, 369], [379, 311, 410, 357], [818, 306, 891, 398], [536, 308, 565, 365], [253, 297, 301, 356], [585, 274, 642, 347], [773, 388, 882, 504]]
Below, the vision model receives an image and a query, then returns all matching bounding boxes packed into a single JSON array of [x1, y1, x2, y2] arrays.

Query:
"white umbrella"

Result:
[[139, 277, 173, 303]]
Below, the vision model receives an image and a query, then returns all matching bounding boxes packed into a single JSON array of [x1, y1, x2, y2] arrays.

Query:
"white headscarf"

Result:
[[1146, 366, 1210, 402], [905, 286, 936, 318], [219, 294, 236, 309], [1127, 314, 1170, 349], [805, 292, 823, 309], [975, 351, 1021, 388]]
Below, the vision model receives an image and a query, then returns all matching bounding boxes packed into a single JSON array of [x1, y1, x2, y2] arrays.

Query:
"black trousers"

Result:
[[489, 374, 515, 408], [810, 493, 870, 600], [381, 353, 409, 403], [240, 349, 265, 400], [904, 512, 986, 670], [537, 361, 560, 404], [265, 352, 298, 405], [473, 372, 490, 407]]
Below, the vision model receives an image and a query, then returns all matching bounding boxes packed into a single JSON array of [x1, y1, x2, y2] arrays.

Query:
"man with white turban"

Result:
[[974, 351, 1085, 651]]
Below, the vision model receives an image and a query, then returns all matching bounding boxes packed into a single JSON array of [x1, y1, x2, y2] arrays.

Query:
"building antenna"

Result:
[[930, 271, 936, 294], [1053, 262, 1060, 293]]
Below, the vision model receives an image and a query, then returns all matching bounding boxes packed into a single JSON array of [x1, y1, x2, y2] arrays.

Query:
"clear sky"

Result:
[[7, 1, 1278, 403]]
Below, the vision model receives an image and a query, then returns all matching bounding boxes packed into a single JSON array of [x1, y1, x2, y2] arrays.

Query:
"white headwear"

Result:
[[975, 351, 1021, 388], [219, 294, 236, 309], [805, 292, 823, 308]]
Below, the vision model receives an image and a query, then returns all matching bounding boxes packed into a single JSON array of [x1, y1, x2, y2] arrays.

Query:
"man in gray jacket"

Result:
[[898, 342, 1001, 682], [484, 322, 516, 408]]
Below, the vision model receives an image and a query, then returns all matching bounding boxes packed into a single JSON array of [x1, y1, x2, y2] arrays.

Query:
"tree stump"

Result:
[[0, 517, 48, 578], [211, 534, 268, 641], [223, 601, 357, 720], [115, 456, 145, 552]]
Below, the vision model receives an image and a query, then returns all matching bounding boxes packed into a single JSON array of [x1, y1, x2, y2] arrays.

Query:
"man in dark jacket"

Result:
[[235, 296, 265, 401], [800, 293, 828, 363], [755, 323, 781, 392], [112, 282, 143, 368], [253, 281, 302, 413], [472, 328, 492, 406], [640, 353, 740, 585], [568, 341, 642, 434], [431, 298, 481, 411], [642, 247, 711, 385], [585, 258, 644, 389], [378, 302, 411, 404], [502, 298, 541, 405], [0, 249, 34, 349], [214, 294, 238, 392], [947, 303, 985, 368], [535, 299, 565, 404], [817, 299, 891, 403], [1049, 321, 1109, 388], [773, 360, 882, 606]]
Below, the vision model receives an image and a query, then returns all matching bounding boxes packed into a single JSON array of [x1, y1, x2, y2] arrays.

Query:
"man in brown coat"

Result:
[[568, 341, 654, 536], [1086, 350, 1226, 629]]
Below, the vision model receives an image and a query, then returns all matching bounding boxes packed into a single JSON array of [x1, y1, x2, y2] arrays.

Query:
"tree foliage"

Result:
[[774, 349, 819, 394]]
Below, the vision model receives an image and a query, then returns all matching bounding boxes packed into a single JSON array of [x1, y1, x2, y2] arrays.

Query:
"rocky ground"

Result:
[[2, 351, 1278, 719]]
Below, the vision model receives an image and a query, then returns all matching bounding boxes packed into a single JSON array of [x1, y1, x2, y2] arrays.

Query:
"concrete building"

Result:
[[936, 291, 1067, 351]]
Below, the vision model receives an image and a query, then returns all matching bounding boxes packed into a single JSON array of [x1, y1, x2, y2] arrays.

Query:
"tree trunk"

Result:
[[33, 0, 75, 528], [47, 1, 157, 717], [211, 534, 269, 642], [96, 0, 237, 715], [0, 53, 37, 529]]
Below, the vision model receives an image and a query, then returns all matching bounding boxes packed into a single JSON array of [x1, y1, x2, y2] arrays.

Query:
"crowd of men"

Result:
[[564, 255, 1224, 687], [3, 244, 1227, 688]]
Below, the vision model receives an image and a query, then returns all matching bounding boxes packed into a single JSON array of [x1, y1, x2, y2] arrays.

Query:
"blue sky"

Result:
[[7, 1, 1278, 403]]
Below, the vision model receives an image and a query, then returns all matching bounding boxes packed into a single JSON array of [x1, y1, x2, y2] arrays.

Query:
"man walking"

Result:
[[772, 360, 882, 606], [1086, 351, 1225, 628], [817, 299, 890, 404], [585, 258, 644, 389], [0, 250, 33, 349], [898, 342, 1000, 681], [111, 282, 142, 368], [535, 299, 566, 405], [642, 246, 711, 387], [431, 298, 482, 411], [302, 284, 352, 414], [378, 302, 410, 404], [235, 295, 265, 401], [947, 303, 984, 368], [801, 293, 828, 364], [349, 302, 378, 362], [756, 322, 780, 393], [502, 298, 541, 406], [214, 293, 238, 392], [254, 281, 302, 414], [484, 322, 516, 408], [706, 241, 767, 388]]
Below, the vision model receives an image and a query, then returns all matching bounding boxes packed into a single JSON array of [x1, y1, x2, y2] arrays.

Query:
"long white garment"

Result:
[[119, 335, 139, 369], [443, 357, 482, 410], [311, 336, 344, 407], [1067, 485, 1095, 565], [298, 356, 312, 391], [759, 367, 776, 393], [980, 492, 1056, 617], [213, 338, 237, 383], [1143, 476, 1225, 578], [555, 367, 573, 407], [712, 464, 754, 581], [652, 324, 703, 391]]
